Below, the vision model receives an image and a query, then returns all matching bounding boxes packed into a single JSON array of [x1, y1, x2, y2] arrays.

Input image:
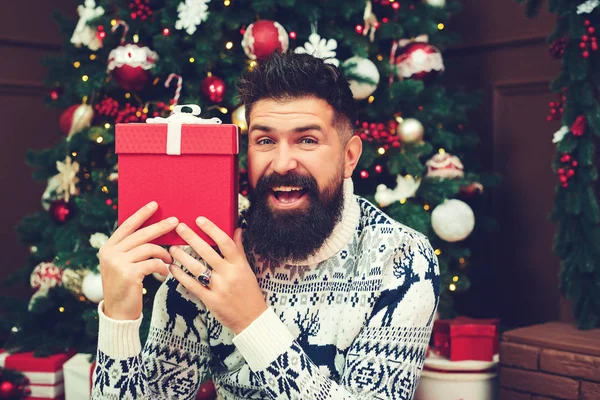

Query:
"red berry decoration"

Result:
[[557, 153, 578, 188], [50, 200, 74, 224], [570, 115, 587, 137], [130, 0, 152, 21], [201, 75, 226, 103]]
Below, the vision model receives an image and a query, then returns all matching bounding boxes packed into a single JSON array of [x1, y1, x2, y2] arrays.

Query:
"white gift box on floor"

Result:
[[0, 348, 75, 400], [63, 353, 95, 400], [415, 353, 499, 400]]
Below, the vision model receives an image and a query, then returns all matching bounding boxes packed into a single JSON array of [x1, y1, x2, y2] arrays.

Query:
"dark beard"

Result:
[[243, 172, 345, 263]]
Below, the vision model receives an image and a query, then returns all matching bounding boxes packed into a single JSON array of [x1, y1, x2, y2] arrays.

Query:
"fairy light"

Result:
[[73, 61, 81, 68], [143, 107, 149, 113], [11, 326, 19, 333], [142, 288, 148, 295], [59, 307, 65, 313], [71, 151, 78, 157], [219, 107, 228, 114], [249, 60, 258, 69], [449, 284, 457, 292], [452, 276, 459, 282], [125, 93, 131, 99], [110, 19, 117, 26], [189, 57, 195, 63], [360, 170, 369, 179], [435, 248, 442, 255], [378, 147, 386, 155], [136, 111, 142, 117], [224, 0, 231, 5], [104, 123, 111, 129], [82, 75, 89, 82], [438, 148, 446, 155], [424, 204, 430, 211], [163, 28, 170, 36], [133, 34, 140, 43], [90, 54, 96, 60], [101, 186, 109, 193], [392, 2, 400, 9], [375, 165, 383, 173], [438, 23, 445, 30], [377, 54, 383, 61], [459, 258, 466, 264], [290, 31, 297, 39], [96, 137, 104, 144], [400, 198, 407, 204], [225, 41, 233, 50], [368, 96, 375, 103]]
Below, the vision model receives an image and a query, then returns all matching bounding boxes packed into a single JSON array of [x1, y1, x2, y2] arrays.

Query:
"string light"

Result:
[[218, 107, 228, 114], [71, 151, 78, 157], [438, 148, 446, 154], [59, 307, 65, 313], [249, 60, 258, 69], [125, 93, 131, 99], [459, 258, 466, 264], [73, 61, 81, 68], [142, 288, 148, 295], [89, 54, 96, 60], [424, 204, 430, 211], [290, 31, 297, 39], [368, 96, 375, 103], [449, 284, 456, 292], [96, 137, 104, 144], [378, 147, 386, 155], [400, 198, 407, 204], [110, 19, 117, 26], [392, 2, 400, 9], [136, 111, 142, 117], [377, 54, 383, 61], [375, 165, 383, 173], [101, 186, 109, 193], [360, 170, 369, 179], [163, 28, 170, 36], [225, 41, 233, 50], [104, 123, 111, 129], [435, 248, 442, 255], [452, 276, 459, 282], [11, 326, 19, 333], [82, 75, 89, 82], [143, 107, 149, 113], [189, 57, 195, 63], [224, 0, 231, 5], [84, 173, 90, 179], [133, 34, 140, 43], [438, 23, 445, 30]]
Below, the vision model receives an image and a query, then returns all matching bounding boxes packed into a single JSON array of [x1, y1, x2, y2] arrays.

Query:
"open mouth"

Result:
[[270, 186, 308, 206]]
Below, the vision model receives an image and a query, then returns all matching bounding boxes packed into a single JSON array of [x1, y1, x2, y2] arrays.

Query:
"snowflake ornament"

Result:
[[294, 33, 339, 66], [54, 156, 80, 202], [71, 0, 105, 50], [578, 0, 599, 14], [176, 0, 211, 35]]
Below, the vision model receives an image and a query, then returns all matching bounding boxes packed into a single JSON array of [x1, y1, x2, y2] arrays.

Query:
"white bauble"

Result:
[[342, 56, 380, 100], [82, 271, 104, 303], [424, 0, 446, 7], [397, 118, 424, 143], [431, 199, 475, 242]]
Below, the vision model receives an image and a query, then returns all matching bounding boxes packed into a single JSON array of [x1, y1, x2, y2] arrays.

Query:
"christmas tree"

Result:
[[1, 0, 498, 355]]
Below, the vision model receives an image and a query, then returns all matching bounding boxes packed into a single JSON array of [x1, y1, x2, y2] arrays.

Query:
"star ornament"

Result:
[[294, 33, 339, 66]]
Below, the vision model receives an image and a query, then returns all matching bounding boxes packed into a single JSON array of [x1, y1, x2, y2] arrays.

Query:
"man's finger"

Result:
[[134, 258, 170, 279], [175, 223, 225, 270], [169, 245, 209, 277], [233, 228, 244, 253], [196, 217, 240, 262], [106, 201, 158, 246], [126, 243, 173, 264], [118, 216, 179, 252], [169, 264, 216, 301]]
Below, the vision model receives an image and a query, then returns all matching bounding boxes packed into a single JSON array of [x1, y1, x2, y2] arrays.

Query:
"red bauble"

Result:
[[0, 381, 16, 399], [50, 200, 74, 224], [59, 104, 94, 137], [201, 76, 226, 103], [242, 20, 289, 60], [107, 44, 158, 91], [196, 379, 216, 400], [395, 42, 444, 81]]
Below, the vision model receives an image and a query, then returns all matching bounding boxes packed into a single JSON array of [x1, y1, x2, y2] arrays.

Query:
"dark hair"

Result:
[[237, 52, 357, 141]]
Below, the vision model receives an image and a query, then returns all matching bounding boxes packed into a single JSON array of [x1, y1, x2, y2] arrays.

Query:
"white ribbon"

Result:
[[146, 104, 222, 155]]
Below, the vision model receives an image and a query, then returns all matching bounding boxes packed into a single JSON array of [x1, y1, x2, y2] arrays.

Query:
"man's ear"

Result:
[[344, 135, 363, 179]]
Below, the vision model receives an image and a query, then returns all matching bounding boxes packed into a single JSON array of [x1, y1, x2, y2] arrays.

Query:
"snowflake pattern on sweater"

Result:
[[92, 192, 439, 400]]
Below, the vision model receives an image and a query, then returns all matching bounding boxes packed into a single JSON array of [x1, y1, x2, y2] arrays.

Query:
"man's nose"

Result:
[[270, 145, 298, 175]]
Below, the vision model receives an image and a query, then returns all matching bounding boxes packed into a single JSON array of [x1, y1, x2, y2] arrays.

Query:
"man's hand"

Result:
[[169, 217, 267, 334], [99, 201, 178, 320]]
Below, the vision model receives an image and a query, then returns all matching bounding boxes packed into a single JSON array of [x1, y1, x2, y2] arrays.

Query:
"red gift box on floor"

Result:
[[432, 317, 500, 362], [0, 348, 75, 400], [116, 105, 239, 246]]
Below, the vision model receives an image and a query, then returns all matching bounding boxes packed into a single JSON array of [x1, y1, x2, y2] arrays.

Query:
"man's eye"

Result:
[[300, 138, 317, 145], [257, 138, 275, 145]]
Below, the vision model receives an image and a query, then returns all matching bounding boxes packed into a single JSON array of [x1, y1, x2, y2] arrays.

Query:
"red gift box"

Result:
[[432, 317, 500, 362], [0, 348, 75, 400], [116, 105, 239, 246]]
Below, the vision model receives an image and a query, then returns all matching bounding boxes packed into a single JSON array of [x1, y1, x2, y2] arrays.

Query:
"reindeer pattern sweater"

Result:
[[92, 179, 440, 399]]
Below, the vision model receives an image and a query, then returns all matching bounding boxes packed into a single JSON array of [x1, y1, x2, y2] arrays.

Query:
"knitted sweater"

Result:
[[92, 179, 440, 399]]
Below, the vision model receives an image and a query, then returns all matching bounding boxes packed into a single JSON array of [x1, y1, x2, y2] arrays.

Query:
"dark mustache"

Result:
[[254, 172, 319, 194]]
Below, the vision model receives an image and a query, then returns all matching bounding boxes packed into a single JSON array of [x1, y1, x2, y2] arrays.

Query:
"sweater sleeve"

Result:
[[232, 234, 439, 400], [91, 274, 211, 400]]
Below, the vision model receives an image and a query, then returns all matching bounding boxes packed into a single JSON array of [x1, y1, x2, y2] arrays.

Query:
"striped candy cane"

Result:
[[111, 20, 129, 44], [165, 73, 183, 106]]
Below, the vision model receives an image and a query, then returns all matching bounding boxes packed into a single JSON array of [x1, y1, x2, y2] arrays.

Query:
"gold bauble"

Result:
[[61, 268, 87, 296], [231, 105, 248, 133], [397, 118, 424, 143]]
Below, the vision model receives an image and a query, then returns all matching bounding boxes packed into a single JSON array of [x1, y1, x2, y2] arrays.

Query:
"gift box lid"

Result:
[[434, 317, 499, 337], [116, 123, 239, 155], [0, 349, 75, 372]]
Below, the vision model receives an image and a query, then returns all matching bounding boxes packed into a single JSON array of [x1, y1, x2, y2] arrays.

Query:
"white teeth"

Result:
[[272, 186, 302, 192]]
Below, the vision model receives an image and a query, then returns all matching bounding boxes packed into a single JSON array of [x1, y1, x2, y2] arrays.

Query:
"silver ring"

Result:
[[197, 267, 212, 287]]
